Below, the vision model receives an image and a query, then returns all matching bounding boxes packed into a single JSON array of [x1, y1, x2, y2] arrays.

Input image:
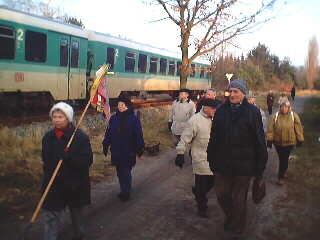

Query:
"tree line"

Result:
[[210, 40, 320, 93]]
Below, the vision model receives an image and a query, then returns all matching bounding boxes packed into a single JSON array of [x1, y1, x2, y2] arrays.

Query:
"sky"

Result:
[[72, 0, 320, 67]]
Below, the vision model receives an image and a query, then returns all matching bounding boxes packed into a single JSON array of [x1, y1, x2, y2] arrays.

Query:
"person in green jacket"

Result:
[[266, 100, 304, 185]]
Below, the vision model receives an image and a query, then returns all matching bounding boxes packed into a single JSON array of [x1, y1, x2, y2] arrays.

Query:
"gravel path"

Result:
[[3, 96, 318, 240]]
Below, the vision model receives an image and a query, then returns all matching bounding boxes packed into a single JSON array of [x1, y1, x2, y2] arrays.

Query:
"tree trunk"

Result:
[[180, 29, 190, 89]]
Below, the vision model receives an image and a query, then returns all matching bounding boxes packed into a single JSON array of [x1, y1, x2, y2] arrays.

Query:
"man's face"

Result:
[[247, 98, 256, 105], [229, 88, 245, 104], [205, 90, 216, 99], [203, 106, 216, 117], [179, 92, 189, 100]]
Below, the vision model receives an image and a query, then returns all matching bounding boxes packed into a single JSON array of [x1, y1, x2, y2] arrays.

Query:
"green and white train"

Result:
[[0, 6, 211, 111]]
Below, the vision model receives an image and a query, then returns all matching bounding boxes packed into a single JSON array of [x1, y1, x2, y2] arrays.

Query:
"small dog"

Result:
[[144, 142, 160, 156]]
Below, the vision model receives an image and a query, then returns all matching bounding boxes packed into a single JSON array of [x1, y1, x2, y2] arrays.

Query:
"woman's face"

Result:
[[52, 110, 69, 129], [118, 101, 128, 112], [280, 105, 290, 114]]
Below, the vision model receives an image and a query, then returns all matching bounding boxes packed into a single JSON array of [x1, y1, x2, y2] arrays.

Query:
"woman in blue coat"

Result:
[[102, 96, 145, 201]]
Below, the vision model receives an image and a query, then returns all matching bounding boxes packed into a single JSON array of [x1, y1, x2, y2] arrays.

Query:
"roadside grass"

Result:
[[0, 106, 172, 221], [290, 96, 320, 190], [268, 96, 320, 238]]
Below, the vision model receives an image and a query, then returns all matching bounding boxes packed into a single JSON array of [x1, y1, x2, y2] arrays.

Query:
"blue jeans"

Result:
[[116, 166, 133, 194]]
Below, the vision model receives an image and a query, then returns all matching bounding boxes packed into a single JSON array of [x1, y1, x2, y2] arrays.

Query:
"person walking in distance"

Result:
[[41, 102, 93, 240], [278, 93, 288, 106], [291, 85, 296, 100], [168, 88, 195, 147], [266, 90, 275, 115], [175, 99, 220, 218], [195, 88, 221, 113], [207, 79, 268, 240], [266, 100, 304, 185], [102, 96, 145, 201]]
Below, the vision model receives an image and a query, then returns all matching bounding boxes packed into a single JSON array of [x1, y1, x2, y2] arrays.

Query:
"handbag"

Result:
[[252, 177, 266, 204]]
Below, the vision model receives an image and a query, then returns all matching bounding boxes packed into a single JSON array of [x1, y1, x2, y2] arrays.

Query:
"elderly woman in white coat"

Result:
[[175, 99, 220, 218]]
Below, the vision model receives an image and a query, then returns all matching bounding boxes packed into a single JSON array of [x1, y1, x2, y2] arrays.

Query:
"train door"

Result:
[[57, 35, 82, 100], [68, 37, 81, 99]]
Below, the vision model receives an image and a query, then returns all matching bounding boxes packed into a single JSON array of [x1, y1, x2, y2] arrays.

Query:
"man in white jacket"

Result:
[[168, 88, 196, 147], [175, 98, 220, 218]]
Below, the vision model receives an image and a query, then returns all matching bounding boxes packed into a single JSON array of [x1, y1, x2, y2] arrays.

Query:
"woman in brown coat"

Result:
[[266, 100, 304, 185]]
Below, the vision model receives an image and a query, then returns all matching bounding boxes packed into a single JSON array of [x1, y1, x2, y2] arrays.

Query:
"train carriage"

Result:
[[86, 30, 211, 99], [0, 6, 211, 112], [0, 6, 88, 111]]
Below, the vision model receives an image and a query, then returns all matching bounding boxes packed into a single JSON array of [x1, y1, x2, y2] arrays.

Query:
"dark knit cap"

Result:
[[202, 99, 220, 108], [178, 88, 191, 95], [228, 79, 247, 94], [117, 96, 132, 107]]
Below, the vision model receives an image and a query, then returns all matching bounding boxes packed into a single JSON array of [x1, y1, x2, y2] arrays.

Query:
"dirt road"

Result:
[[4, 96, 318, 240]]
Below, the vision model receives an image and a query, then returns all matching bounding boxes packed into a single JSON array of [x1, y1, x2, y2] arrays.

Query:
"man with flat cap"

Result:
[[168, 88, 195, 147], [175, 98, 220, 218], [207, 79, 268, 240]]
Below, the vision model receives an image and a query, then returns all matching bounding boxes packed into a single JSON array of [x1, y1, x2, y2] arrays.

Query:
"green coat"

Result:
[[266, 111, 304, 146]]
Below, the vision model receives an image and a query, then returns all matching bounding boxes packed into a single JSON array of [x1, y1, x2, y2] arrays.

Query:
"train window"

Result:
[[138, 54, 147, 73], [71, 41, 79, 68], [25, 30, 47, 62], [190, 64, 195, 77], [60, 39, 68, 67], [200, 67, 205, 78], [107, 47, 114, 70], [159, 58, 167, 75], [0, 25, 15, 60], [149, 56, 158, 74], [176, 61, 182, 76], [125, 51, 135, 72], [168, 60, 175, 76]]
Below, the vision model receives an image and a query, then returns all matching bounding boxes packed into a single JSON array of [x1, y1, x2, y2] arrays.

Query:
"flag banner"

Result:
[[90, 65, 111, 121]]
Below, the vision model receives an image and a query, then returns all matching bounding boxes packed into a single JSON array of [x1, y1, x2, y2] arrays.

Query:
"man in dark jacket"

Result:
[[195, 88, 221, 113], [266, 90, 275, 114], [207, 79, 268, 240]]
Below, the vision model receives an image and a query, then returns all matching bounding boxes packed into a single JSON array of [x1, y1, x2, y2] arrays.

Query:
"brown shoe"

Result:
[[278, 179, 285, 185]]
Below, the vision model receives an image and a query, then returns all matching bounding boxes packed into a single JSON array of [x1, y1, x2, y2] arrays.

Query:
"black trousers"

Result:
[[267, 105, 273, 114], [192, 174, 215, 212], [275, 145, 294, 179]]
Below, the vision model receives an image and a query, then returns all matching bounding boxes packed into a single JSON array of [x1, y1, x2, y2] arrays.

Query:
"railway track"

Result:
[[0, 99, 173, 127]]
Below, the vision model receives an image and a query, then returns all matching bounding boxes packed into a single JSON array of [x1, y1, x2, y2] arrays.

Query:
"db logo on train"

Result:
[[15, 72, 24, 82]]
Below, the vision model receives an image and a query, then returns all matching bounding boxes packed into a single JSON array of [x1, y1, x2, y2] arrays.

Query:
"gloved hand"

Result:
[[267, 141, 273, 149], [168, 122, 173, 132], [175, 154, 184, 169], [296, 141, 303, 148], [137, 146, 144, 157], [62, 151, 71, 163], [103, 145, 109, 156]]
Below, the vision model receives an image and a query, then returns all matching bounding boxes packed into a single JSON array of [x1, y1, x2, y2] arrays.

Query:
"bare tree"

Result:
[[151, 0, 287, 89], [305, 35, 319, 90]]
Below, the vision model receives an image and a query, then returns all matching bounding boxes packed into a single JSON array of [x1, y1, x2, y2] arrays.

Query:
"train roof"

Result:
[[0, 6, 87, 38], [0, 5, 211, 66]]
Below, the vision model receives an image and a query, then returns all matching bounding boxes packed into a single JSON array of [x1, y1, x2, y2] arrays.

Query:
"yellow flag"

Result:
[[90, 64, 109, 102]]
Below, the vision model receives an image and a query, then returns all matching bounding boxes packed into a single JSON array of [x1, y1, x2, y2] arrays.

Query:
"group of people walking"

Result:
[[39, 80, 303, 240], [170, 80, 304, 240]]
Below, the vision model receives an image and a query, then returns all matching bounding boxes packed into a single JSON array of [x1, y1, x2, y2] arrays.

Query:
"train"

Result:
[[0, 6, 212, 112]]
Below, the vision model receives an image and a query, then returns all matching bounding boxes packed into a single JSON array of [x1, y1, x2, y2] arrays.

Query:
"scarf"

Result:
[[54, 124, 71, 139]]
